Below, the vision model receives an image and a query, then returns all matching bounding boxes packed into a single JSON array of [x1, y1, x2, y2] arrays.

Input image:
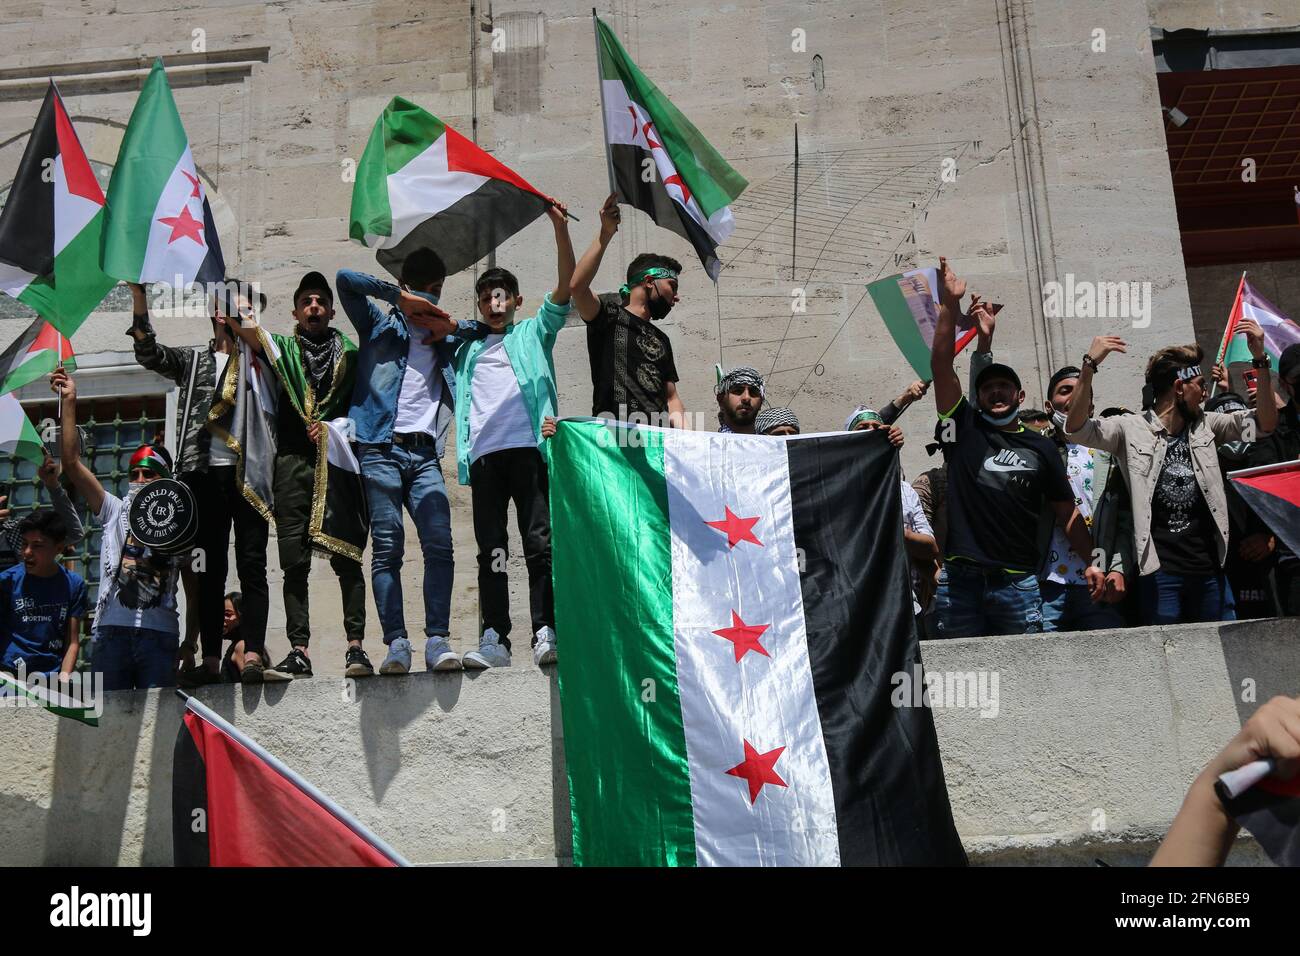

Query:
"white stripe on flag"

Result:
[[663, 431, 840, 866], [0, 260, 35, 299], [140, 145, 209, 284], [1241, 300, 1286, 327], [324, 418, 360, 473], [52, 155, 100, 257], [369, 136, 485, 249]]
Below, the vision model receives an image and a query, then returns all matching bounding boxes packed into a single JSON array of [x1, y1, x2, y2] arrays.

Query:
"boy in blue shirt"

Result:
[[0, 510, 85, 679]]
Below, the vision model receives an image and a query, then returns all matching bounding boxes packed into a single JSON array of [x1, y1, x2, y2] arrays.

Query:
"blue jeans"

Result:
[[1040, 580, 1125, 633], [360, 442, 453, 643], [1139, 570, 1237, 625], [92, 625, 177, 691], [934, 561, 1043, 638]]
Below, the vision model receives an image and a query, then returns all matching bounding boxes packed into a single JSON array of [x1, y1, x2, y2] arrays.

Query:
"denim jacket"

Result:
[[336, 269, 486, 455]]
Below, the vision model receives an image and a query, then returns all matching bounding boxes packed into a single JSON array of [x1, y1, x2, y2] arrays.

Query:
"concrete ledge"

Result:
[[0, 618, 1294, 866]]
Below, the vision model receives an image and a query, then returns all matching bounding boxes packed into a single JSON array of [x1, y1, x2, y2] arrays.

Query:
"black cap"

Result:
[[975, 362, 1022, 392], [293, 271, 334, 306], [1048, 365, 1082, 398], [1279, 343, 1300, 385]]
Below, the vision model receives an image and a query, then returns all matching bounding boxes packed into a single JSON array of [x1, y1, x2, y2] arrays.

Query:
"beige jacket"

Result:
[[1065, 409, 1265, 576]]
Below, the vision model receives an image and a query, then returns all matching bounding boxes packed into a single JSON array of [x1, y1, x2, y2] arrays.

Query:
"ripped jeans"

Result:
[[933, 561, 1044, 638]]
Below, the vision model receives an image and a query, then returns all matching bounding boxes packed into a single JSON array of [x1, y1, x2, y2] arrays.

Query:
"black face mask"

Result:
[[646, 283, 673, 321]]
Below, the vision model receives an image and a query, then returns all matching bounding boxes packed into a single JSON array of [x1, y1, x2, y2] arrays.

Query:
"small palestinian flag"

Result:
[[0, 317, 76, 397], [1220, 764, 1300, 867], [101, 59, 225, 287], [595, 16, 747, 280], [868, 267, 979, 380], [0, 670, 98, 726], [551, 419, 965, 866], [1220, 278, 1300, 377], [0, 82, 117, 337], [349, 96, 551, 279], [0, 392, 44, 465], [174, 695, 406, 866], [1229, 461, 1300, 559]]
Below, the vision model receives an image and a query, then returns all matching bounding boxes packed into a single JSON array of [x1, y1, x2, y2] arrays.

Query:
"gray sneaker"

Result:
[[463, 628, 512, 669], [424, 637, 462, 672], [379, 637, 412, 675], [532, 626, 557, 666]]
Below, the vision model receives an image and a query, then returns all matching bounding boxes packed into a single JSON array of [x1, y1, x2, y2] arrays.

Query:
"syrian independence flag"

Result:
[[595, 16, 748, 280], [1220, 278, 1300, 376], [0, 392, 44, 465], [0, 318, 76, 397], [1229, 461, 1300, 559], [551, 419, 966, 866], [174, 695, 406, 866], [0, 83, 117, 337], [0, 670, 98, 726], [868, 268, 979, 380], [1220, 767, 1300, 866], [349, 96, 551, 279], [101, 59, 225, 287]]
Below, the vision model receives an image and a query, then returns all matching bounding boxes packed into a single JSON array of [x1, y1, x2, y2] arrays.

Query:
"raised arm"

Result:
[[1065, 334, 1127, 435], [570, 193, 619, 323], [49, 369, 103, 516], [930, 257, 965, 414], [38, 454, 84, 549], [126, 282, 197, 384], [1240, 319, 1278, 436], [546, 198, 575, 307], [335, 269, 397, 340]]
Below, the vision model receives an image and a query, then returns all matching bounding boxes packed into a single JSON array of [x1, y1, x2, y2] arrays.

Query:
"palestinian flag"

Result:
[[1229, 461, 1300, 559], [349, 96, 551, 279], [101, 59, 225, 287], [868, 268, 979, 380], [0, 670, 98, 726], [0, 317, 76, 397], [174, 695, 406, 866], [0, 392, 43, 465], [0, 82, 117, 337], [550, 419, 966, 866], [1220, 766, 1300, 866], [595, 16, 747, 280], [1219, 278, 1300, 380]]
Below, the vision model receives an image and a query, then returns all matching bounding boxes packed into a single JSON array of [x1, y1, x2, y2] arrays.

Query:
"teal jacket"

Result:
[[452, 293, 573, 485]]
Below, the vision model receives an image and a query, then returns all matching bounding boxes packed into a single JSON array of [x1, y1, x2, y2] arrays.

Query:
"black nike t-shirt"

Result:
[[936, 396, 1073, 572], [587, 293, 679, 420]]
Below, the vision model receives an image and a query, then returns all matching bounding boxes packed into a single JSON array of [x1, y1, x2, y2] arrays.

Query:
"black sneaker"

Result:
[[178, 665, 222, 689], [273, 648, 313, 679], [241, 659, 265, 684], [344, 645, 374, 678]]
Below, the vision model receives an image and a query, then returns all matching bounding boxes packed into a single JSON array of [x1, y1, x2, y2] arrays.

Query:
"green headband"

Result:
[[848, 409, 884, 430], [619, 267, 679, 297]]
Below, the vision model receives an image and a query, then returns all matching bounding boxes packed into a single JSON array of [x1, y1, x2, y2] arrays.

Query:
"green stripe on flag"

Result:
[[348, 97, 447, 245], [868, 274, 934, 380], [551, 420, 696, 866], [101, 59, 192, 282], [0, 671, 98, 726], [17, 211, 116, 339], [595, 17, 747, 219]]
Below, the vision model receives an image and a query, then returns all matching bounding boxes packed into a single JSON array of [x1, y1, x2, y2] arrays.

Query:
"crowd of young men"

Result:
[[2, 205, 1297, 691]]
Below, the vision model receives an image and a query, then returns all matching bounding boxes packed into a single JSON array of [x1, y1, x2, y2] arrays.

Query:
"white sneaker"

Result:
[[462, 628, 512, 669], [533, 626, 557, 666], [425, 637, 462, 672]]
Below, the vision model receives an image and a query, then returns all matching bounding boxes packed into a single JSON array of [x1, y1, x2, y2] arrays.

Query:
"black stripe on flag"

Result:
[[376, 179, 550, 280], [786, 430, 967, 866], [172, 716, 211, 866], [196, 197, 226, 288], [1225, 786, 1300, 867], [0, 85, 60, 276], [609, 143, 721, 278]]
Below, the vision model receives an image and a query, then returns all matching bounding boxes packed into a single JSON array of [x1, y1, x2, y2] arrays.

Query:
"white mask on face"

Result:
[[1051, 409, 1067, 431]]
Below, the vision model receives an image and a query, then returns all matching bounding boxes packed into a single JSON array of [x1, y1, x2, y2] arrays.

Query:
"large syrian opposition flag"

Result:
[[0, 317, 76, 397], [868, 268, 979, 380], [0, 82, 117, 337], [173, 695, 406, 866], [1229, 461, 1300, 560], [551, 419, 966, 866], [349, 96, 552, 280], [595, 16, 748, 280], [101, 59, 225, 287], [1219, 277, 1300, 375], [0, 392, 43, 465]]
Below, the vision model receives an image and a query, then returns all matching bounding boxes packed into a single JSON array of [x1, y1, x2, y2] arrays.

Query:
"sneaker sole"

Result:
[[345, 664, 374, 678], [262, 668, 293, 683], [427, 653, 463, 671], [535, 648, 558, 666], [379, 661, 410, 675], [241, 668, 264, 684], [462, 654, 489, 670]]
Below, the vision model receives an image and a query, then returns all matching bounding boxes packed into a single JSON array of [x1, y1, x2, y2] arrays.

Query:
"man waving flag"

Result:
[[0, 82, 116, 336], [594, 14, 748, 280], [101, 59, 225, 288]]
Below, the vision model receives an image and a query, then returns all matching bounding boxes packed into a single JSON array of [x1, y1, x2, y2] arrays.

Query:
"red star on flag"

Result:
[[158, 205, 205, 246], [712, 610, 770, 662], [725, 740, 788, 804], [181, 169, 202, 199], [705, 506, 762, 549]]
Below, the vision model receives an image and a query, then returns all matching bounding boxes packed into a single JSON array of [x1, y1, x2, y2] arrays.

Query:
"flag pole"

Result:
[[593, 9, 618, 199], [1210, 270, 1247, 398], [175, 691, 411, 867]]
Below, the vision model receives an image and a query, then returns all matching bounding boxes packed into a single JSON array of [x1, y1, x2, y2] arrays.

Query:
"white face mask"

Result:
[[1051, 409, 1067, 431], [980, 407, 1019, 427]]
